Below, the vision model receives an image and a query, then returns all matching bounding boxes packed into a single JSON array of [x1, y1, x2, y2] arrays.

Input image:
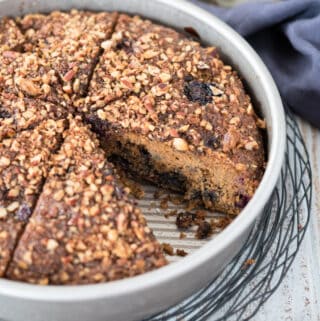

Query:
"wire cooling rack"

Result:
[[147, 109, 312, 321]]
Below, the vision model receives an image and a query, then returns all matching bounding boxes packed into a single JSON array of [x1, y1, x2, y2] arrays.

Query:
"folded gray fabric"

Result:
[[191, 0, 320, 128]]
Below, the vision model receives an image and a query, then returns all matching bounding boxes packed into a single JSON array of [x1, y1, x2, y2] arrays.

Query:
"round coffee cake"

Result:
[[0, 10, 265, 285]]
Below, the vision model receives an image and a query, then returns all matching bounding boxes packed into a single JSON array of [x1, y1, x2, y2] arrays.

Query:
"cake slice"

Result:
[[0, 18, 25, 53], [0, 119, 66, 276], [18, 10, 118, 97], [6, 118, 167, 285], [0, 92, 69, 141], [0, 50, 72, 106], [81, 14, 215, 110]]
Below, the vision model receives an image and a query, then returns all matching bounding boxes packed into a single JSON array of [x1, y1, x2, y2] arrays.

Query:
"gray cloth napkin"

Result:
[[191, 0, 320, 128]]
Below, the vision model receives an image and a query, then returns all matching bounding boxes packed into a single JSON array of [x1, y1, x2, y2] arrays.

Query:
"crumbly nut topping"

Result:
[[0, 51, 72, 107], [0, 92, 70, 140], [0, 18, 25, 53], [18, 10, 118, 97], [83, 14, 216, 107], [0, 119, 66, 276]]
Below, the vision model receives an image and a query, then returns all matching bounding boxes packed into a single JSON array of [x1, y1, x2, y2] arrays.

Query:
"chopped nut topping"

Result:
[[0, 207, 8, 219], [172, 138, 189, 151], [0, 156, 10, 167], [46, 239, 59, 251], [15, 78, 41, 97], [244, 140, 259, 151]]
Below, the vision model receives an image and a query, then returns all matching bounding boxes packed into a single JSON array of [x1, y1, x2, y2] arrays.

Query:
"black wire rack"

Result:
[[147, 110, 312, 321]]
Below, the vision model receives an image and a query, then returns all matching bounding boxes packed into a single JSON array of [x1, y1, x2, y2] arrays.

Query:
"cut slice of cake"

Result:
[[18, 10, 118, 97], [6, 118, 167, 285], [0, 92, 69, 141], [0, 119, 66, 276], [0, 51, 71, 107]]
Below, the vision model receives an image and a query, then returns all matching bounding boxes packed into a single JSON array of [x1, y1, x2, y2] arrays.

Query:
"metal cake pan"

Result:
[[0, 0, 286, 320]]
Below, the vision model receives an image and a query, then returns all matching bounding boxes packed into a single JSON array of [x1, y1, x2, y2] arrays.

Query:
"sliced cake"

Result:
[[6, 118, 167, 284], [81, 14, 215, 109], [86, 88, 265, 215], [18, 10, 119, 97], [0, 92, 69, 141], [0, 119, 66, 276]]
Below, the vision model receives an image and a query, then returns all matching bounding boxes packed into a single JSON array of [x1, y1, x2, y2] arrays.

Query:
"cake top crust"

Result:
[[18, 10, 118, 97], [0, 119, 66, 276]]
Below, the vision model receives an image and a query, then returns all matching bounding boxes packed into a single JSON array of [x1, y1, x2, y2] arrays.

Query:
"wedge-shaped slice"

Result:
[[6, 118, 166, 285], [85, 71, 265, 215], [0, 18, 25, 53], [18, 10, 118, 97], [0, 92, 69, 141], [0, 51, 71, 107], [0, 119, 66, 276], [81, 14, 217, 110]]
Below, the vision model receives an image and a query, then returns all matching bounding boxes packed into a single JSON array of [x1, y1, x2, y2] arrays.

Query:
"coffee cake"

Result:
[[0, 10, 266, 284]]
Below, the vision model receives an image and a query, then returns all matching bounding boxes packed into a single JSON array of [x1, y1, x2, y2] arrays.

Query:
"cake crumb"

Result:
[[195, 210, 207, 221], [242, 258, 256, 269], [160, 198, 169, 209], [196, 221, 212, 239], [179, 232, 187, 239], [164, 210, 177, 219], [162, 243, 174, 256], [176, 212, 196, 229], [176, 249, 188, 257], [210, 216, 233, 231]]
